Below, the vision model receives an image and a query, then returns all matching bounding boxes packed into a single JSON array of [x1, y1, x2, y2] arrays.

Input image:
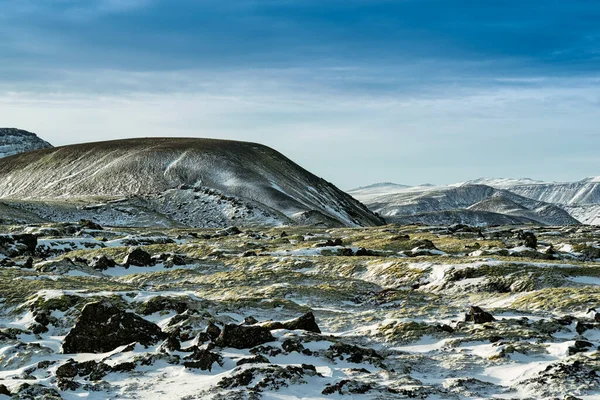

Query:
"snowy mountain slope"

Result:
[[347, 182, 411, 202], [351, 184, 579, 226], [465, 177, 548, 188], [507, 178, 600, 206], [0, 138, 383, 228], [0, 128, 53, 158], [563, 204, 600, 225], [467, 193, 579, 226], [466, 176, 600, 206]]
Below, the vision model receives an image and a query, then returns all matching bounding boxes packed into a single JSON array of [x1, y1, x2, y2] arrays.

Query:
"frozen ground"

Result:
[[0, 222, 600, 399]]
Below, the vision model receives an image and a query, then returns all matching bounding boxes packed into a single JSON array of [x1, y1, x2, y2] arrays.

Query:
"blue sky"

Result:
[[0, 0, 598, 188]]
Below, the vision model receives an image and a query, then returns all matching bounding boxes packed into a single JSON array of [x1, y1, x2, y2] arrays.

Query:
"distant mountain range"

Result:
[[349, 177, 600, 226]]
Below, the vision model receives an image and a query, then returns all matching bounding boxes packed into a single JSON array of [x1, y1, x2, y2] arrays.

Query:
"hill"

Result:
[[0, 138, 383, 228]]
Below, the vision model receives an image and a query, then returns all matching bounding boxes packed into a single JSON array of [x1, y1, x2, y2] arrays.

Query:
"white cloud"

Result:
[[1, 68, 598, 187]]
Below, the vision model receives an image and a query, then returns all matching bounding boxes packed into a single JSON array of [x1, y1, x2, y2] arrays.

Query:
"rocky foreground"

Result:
[[0, 222, 599, 399]]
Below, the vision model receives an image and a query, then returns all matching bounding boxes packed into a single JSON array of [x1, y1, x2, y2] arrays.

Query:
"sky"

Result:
[[0, 0, 599, 189]]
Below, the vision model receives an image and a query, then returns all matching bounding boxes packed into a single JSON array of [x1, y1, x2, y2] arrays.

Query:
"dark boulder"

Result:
[[281, 338, 305, 353], [214, 324, 275, 349], [322, 380, 373, 395], [464, 306, 495, 324], [236, 355, 270, 366], [89, 255, 116, 271], [263, 312, 322, 334], [0, 384, 10, 396], [124, 248, 153, 267], [206, 322, 222, 341], [62, 301, 166, 354], [0, 234, 37, 257], [355, 247, 376, 256], [183, 346, 223, 371], [56, 362, 78, 379], [281, 312, 321, 333], [57, 379, 80, 391], [517, 231, 537, 249], [138, 296, 188, 315], [569, 340, 594, 355], [325, 342, 384, 366]]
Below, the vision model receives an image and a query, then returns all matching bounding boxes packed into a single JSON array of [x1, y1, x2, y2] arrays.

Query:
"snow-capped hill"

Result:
[[347, 182, 412, 202], [507, 179, 600, 206], [0, 128, 53, 158], [349, 182, 411, 191], [465, 177, 547, 188], [354, 184, 579, 226], [0, 138, 383, 228]]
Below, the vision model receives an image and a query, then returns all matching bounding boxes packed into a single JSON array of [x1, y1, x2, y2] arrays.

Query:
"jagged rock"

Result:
[[236, 355, 270, 366], [281, 338, 305, 353], [568, 340, 594, 355], [89, 255, 116, 271], [263, 312, 321, 333], [218, 365, 309, 390], [282, 312, 321, 333], [162, 331, 181, 352], [465, 306, 495, 324], [57, 379, 80, 391], [183, 346, 223, 371], [138, 296, 188, 315], [0, 384, 10, 396], [62, 301, 166, 354], [206, 322, 222, 341], [124, 248, 153, 267], [111, 362, 136, 373], [13, 383, 62, 400], [30, 323, 48, 335], [575, 321, 598, 335], [322, 380, 372, 395], [56, 362, 78, 379], [517, 360, 600, 397], [215, 324, 275, 349], [325, 342, 385, 366], [518, 231, 538, 249], [0, 234, 37, 257]]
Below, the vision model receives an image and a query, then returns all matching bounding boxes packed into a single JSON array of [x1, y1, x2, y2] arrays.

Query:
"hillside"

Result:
[[0, 138, 383, 228], [0, 128, 53, 158]]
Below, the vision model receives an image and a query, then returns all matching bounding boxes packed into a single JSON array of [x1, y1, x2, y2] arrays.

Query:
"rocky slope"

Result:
[[0, 128, 53, 158], [0, 138, 383, 228], [0, 222, 599, 399], [350, 184, 579, 226]]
